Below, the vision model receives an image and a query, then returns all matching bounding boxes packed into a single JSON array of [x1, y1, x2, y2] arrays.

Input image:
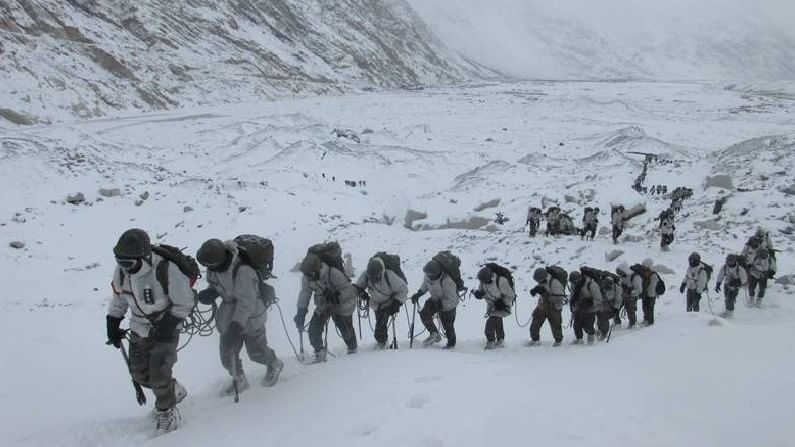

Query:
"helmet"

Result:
[[197, 239, 227, 268], [568, 271, 582, 283], [366, 258, 384, 281], [477, 266, 493, 284], [726, 254, 738, 266], [616, 262, 629, 277], [688, 252, 701, 266], [300, 254, 323, 277], [423, 260, 443, 280], [748, 236, 761, 248], [533, 268, 548, 282], [113, 228, 151, 259], [642, 258, 654, 269]]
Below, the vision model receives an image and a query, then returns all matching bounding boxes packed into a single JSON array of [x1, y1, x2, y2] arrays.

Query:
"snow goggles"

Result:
[[116, 257, 142, 272]]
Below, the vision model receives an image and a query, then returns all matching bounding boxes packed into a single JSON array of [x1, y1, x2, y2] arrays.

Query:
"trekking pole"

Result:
[[705, 290, 715, 316], [229, 351, 240, 403], [409, 301, 417, 348], [357, 305, 362, 341], [110, 337, 147, 406], [299, 329, 305, 362]]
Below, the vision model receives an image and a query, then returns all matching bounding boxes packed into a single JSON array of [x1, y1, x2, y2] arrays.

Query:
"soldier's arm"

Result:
[[231, 266, 259, 325], [166, 263, 196, 319], [297, 275, 313, 310], [108, 269, 129, 318]]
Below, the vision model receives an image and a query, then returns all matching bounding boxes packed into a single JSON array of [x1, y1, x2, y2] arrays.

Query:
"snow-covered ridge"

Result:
[[0, 0, 485, 125]]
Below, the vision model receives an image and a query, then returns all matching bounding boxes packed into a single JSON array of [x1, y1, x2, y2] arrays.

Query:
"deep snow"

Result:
[[1, 80, 794, 447]]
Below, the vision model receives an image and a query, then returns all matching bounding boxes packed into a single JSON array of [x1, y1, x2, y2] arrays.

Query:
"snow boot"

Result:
[[552, 340, 562, 347], [570, 339, 583, 345], [495, 339, 505, 348], [526, 339, 540, 347], [587, 334, 595, 345], [224, 374, 250, 396], [154, 407, 180, 435], [374, 342, 386, 350], [262, 358, 284, 387], [484, 340, 496, 350], [423, 332, 442, 347], [311, 349, 327, 364], [347, 346, 358, 355], [755, 297, 763, 308], [174, 380, 187, 404]]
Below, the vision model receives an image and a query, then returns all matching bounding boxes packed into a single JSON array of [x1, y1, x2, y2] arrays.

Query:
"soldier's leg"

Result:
[[529, 307, 544, 341], [572, 312, 584, 340], [596, 311, 610, 337], [484, 316, 497, 342], [373, 309, 389, 345], [725, 288, 737, 312], [583, 312, 596, 336], [307, 310, 331, 352], [419, 300, 439, 334], [331, 314, 358, 350], [219, 325, 245, 376], [440, 308, 457, 347], [496, 317, 505, 341], [757, 277, 768, 299], [128, 333, 152, 388], [626, 298, 637, 326], [549, 308, 564, 343], [149, 335, 180, 411], [244, 326, 277, 367]]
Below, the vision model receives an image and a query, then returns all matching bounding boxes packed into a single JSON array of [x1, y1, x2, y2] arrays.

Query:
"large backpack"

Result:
[[373, 252, 407, 285], [233, 235, 277, 308], [655, 273, 666, 295], [432, 250, 465, 291], [307, 242, 345, 275], [233, 234, 274, 278], [545, 265, 568, 289], [485, 262, 515, 291], [151, 244, 201, 295]]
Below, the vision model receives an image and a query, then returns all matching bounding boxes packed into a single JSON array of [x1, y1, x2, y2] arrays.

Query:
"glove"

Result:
[[715, 284, 721, 293], [494, 300, 508, 312], [385, 299, 402, 315], [197, 288, 218, 305], [106, 315, 125, 348], [768, 270, 775, 279], [679, 284, 686, 294], [473, 290, 485, 300], [153, 313, 182, 343], [294, 308, 308, 331], [410, 291, 423, 304], [222, 321, 244, 348], [325, 289, 341, 305], [530, 286, 541, 297]]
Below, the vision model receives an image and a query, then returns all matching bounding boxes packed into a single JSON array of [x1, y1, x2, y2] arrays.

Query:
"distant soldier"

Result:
[[582, 207, 599, 241], [526, 207, 542, 237], [611, 205, 625, 244], [715, 254, 747, 317]]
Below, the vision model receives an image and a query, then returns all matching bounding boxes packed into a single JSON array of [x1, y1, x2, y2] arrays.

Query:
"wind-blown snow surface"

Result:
[[2, 81, 795, 446], [409, 0, 795, 81]]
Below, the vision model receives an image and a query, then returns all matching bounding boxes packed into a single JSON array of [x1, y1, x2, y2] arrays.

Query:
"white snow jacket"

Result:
[[612, 210, 625, 229], [354, 259, 408, 312], [478, 273, 515, 317], [538, 277, 567, 310], [572, 277, 603, 313], [298, 263, 357, 316], [681, 265, 709, 293], [203, 241, 267, 334], [602, 283, 622, 312], [618, 265, 642, 300], [716, 264, 747, 289], [109, 253, 195, 338], [419, 274, 459, 312]]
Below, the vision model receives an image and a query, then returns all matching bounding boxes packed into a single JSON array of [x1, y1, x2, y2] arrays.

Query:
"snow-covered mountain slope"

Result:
[[2, 81, 794, 446], [409, 0, 795, 81], [0, 0, 484, 125]]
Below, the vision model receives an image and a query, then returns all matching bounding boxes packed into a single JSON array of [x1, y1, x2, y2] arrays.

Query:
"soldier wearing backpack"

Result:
[[526, 207, 542, 237], [353, 254, 408, 350], [599, 274, 621, 339], [410, 257, 461, 349], [582, 207, 599, 241], [545, 207, 561, 236], [473, 264, 515, 349], [294, 243, 358, 362], [679, 252, 710, 312], [611, 205, 625, 244], [106, 229, 194, 435], [747, 249, 771, 308], [616, 262, 642, 328], [633, 260, 662, 326], [528, 267, 567, 346], [196, 239, 284, 394], [568, 270, 601, 344], [715, 254, 747, 317], [659, 210, 675, 251]]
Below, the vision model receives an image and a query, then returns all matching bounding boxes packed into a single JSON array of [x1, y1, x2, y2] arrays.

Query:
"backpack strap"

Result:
[[156, 260, 170, 297]]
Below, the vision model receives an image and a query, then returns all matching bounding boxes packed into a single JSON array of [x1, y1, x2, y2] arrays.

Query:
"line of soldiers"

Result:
[[103, 225, 777, 435]]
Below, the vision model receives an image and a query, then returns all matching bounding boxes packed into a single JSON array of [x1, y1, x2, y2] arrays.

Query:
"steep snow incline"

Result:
[[0, 0, 485, 125], [1, 81, 794, 446], [409, 0, 795, 81]]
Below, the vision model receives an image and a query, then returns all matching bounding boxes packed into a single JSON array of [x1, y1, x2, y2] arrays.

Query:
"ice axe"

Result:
[[108, 335, 147, 406]]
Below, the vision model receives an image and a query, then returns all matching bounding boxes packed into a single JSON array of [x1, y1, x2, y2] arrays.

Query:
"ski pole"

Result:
[[112, 338, 147, 406], [299, 329, 305, 362], [409, 301, 417, 348], [357, 304, 362, 340], [390, 316, 398, 350]]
